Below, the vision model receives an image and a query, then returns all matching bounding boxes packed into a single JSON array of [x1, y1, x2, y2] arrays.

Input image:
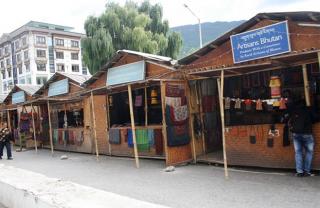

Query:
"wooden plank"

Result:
[[6, 110, 11, 132], [186, 81, 197, 162], [302, 64, 311, 106], [145, 87, 148, 126], [90, 91, 100, 159], [106, 93, 112, 155], [128, 85, 140, 168], [47, 101, 54, 155], [31, 104, 38, 153], [217, 70, 229, 179], [160, 81, 169, 166], [196, 81, 206, 154]]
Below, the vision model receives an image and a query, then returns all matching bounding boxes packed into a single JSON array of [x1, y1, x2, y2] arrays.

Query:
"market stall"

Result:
[[180, 12, 320, 173]]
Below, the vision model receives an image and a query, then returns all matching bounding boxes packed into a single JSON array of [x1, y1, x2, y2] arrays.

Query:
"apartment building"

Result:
[[0, 21, 88, 94]]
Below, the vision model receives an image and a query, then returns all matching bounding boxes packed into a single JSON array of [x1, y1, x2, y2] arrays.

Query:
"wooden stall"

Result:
[[31, 72, 93, 155], [180, 12, 320, 171], [83, 50, 194, 167], [2, 85, 42, 150]]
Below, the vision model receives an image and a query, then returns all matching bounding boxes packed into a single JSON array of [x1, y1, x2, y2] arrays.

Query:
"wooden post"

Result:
[[302, 64, 311, 106], [31, 104, 38, 153], [186, 81, 197, 162], [217, 70, 229, 179], [128, 85, 140, 168], [144, 87, 148, 126], [196, 82, 206, 155], [106, 94, 112, 156], [160, 81, 169, 166], [6, 110, 11, 132], [318, 52, 320, 69], [47, 101, 54, 155], [90, 91, 99, 159]]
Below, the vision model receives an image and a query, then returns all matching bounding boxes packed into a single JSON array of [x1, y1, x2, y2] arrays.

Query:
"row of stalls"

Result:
[[0, 12, 320, 173]]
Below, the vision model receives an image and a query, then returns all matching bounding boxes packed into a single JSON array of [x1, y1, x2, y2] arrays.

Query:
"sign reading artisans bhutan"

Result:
[[230, 21, 291, 63]]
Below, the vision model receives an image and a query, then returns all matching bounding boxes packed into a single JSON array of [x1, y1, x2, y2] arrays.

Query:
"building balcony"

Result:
[[4, 53, 11, 57], [6, 64, 12, 69], [35, 57, 47, 64]]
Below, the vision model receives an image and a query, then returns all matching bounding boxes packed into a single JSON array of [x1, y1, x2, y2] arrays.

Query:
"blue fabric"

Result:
[[293, 133, 314, 174], [109, 129, 121, 144], [148, 129, 155, 146], [127, 129, 134, 148], [166, 125, 190, 147]]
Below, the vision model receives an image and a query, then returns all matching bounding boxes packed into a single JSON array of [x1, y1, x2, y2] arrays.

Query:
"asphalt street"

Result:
[[0, 149, 319, 208]]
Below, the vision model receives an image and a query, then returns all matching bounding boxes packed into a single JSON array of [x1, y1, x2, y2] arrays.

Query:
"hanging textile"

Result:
[[171, 105, 188, 123], [64, 130, 69, 146], [127, 129, 134, 147], [256, 99, 263, 111], [283, 124, 290, 147], [224, 97, 231, 110], [193, 115, 202, 138], [154, 129, 163, 155], [147, 129, 155, 146], [109, 129, 121, 144], [136, 129, 149, 151], [53, 129, 58, 144], [134, 95, 143, 107], [234, 98, 242, 109], [244, 99, 252, 111], [120, 129, 128, 143], [69, 130, 75, 145], [166, 84, 185, 97], [279, 98, 287, 110], [202, 96, 215, 113], [167, 124, 190, 147], [58, 130, 64, 145], [165, 97, 181, 107], [75, 131, 84, 146]]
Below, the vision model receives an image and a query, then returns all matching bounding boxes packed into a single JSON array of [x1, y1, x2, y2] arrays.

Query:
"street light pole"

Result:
[[184, 4, 203, 48]]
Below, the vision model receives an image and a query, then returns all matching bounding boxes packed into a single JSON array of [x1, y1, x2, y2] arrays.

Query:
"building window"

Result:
[[71, 40, 79, 48], [16, 54, 22, 62], [72, 64, 79, 72], [19, 78, 25, 84], [26, 76, 32, 84], [24, 50, 29, 60], [4, 46, 9, 55], [37, 63, 46, 71], [6, 59, 11, 66], [55, 39, 64, 46], [25, 63, 30, 72], [56, 51, 64, 59], [36, 76, 47, 85], [8, 69, 12, 78], [57, 64, 65, 72], [71, 53, 79, 60], [82, 66, 88, 75], [15, 41, 20, 50], [36, 36, 46, 45], [0, 49, 2, 57], [37, 50, 46, 58], [18, 66, 23, 74], [0, 61, 4, 68], [22, 37, 27, 46], [1, 71, 6, 79]]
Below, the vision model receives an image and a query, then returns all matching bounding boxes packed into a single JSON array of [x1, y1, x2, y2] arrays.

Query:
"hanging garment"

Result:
[[134, 95, 143, 107], [283, 124, 290, 147], [166, 124, 190, 147], [136, 129, 149, 151], [75, 131, 84, 146], [234, 98, 242, 109], [58, 130, 64, 145], [166, 84, 185, 97], [147, 129, 155, 146], [166, 105, 188, 125], [256, 99, 263, 111], [69, 131, 75, 145], [172, 105, 188, 122], [127, 129, 134, 148], [154, 129, 163, 155], [202, 96, 215, 113], [109, 129, 121, 144], [279, 98, 287, 110], [64, 130, 69, 146], [53, 129, 58, 144], [165, 97, 181, 107], [224, 97, 231, 110], [244, 99, 252, 111], [193, 115, 202, 138]]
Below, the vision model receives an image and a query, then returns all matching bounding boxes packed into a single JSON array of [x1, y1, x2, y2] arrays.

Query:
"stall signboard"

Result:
[[48, 78, 69, 97], [106, 61, 145, 86], [230, 21, 291, 63], [12, 91, 25, 104]]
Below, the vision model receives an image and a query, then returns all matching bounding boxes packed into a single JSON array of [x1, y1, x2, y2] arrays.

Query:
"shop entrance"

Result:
[[8, 109, 18, 143]]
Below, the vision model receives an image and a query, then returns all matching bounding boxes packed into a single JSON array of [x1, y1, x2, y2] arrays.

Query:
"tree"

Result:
[[82, 1, 182, 74]]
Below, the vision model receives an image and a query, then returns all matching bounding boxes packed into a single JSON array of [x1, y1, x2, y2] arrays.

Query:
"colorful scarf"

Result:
[[166, 84, 185, 97]]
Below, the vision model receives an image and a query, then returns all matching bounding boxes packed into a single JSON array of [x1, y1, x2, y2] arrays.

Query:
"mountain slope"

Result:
[[171, 20, 245, 58]]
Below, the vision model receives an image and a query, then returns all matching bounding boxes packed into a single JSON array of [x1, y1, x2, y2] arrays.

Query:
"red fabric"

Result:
[[69, 131, 75, 145], [154, 130, 163, 155], [173, 124, 188, 136], [58, 130, 63, 145], [166, 84, 185, 97], [202, 96, 215, 113]]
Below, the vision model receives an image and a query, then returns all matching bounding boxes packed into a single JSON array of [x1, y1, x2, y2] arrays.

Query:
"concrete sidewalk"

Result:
[[0, 149, 319, 208]]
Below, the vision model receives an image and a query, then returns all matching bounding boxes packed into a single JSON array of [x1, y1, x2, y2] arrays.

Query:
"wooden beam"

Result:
[[47, 101, 54, 155], [90, 91, 100, 159], [6, 110, 11, 132], [318, 52, 320, 70], [196, 82, 206, 154], [31, 104, 38, 153], [302, 64, 311, 106], [144, 87, 148, 126], [160, 81, 169, 166], [217, 70, 229, 179], [186, 81, 197, 163], [128, 85, 140, 168], [106, 94, 112, 156], [208, 44, 218, 49]]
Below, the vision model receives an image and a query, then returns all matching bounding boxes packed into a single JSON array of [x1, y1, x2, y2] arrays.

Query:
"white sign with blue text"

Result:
[[12, 91, 25, 104], [230, 21, 291, 63], [48, 78, 69, 97], [106, 61, 145, 86]]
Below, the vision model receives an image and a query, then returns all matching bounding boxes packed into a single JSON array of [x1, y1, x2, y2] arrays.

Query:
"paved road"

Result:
[[0, 203, 7, 208], [1, 149, 319, 208]]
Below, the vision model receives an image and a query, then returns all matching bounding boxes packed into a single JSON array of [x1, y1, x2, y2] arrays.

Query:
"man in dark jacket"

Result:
[[0, 122, 13, 160], [290, 100, 315, 177]]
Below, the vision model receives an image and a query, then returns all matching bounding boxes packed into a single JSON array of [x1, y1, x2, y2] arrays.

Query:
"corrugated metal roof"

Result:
[[58, 72, 91, 85], [179, 11, 320, 65], [16, 84, 42, 96], [0, 94, 8, 103], [119, 50, 176, 63]]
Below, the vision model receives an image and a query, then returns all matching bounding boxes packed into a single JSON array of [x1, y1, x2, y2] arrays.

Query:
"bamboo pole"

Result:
[[106, 94, 112, 156], [7, 110, 11, 132], [144, 87, 148, 126], [160, 81, 169, 166], [47, 101, 54, 155], [302, 64, 311, 106], [217, 70, 229, 179], [90, 91, 99, 159], [128, 85, 140, 168], [318, 52, 320, 69], [186, 81, 197, 162], [31, 104, 38, 153], [196, 82, 207, 155]]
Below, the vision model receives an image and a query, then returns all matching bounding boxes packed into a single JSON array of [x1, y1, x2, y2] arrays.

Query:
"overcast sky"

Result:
[[0, 0, 318, 35]]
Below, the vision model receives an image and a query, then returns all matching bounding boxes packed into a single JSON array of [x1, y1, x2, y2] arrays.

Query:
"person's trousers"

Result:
[[0, 141, 12, 158], [293, 133, 314, 174]]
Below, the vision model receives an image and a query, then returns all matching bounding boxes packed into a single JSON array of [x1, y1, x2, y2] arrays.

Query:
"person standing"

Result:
[[0, 122, 13, 160], [289, 100, 315, 177]]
